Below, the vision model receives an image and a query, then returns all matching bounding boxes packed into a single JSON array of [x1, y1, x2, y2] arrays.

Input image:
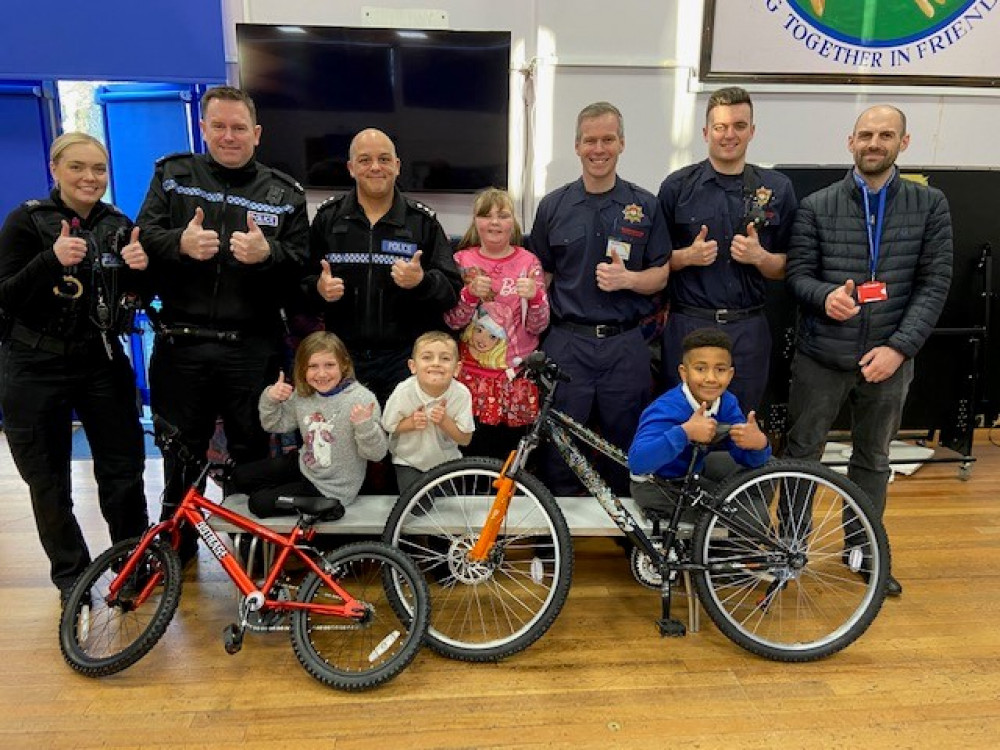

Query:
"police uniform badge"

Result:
[[622, 203, 644, 223]]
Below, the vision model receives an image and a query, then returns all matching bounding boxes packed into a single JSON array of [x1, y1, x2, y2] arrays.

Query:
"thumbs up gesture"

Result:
[[231, 213, 271, 264], [317, 258, 346, 302], [684, 225, 718, 268], [53, 219, 87, 267], [596, 248, 632, 292], [391, 249, 425, 289], [121, 226, 148, 270], [427, 398, 448, 425], [682, 402, 718, 444], [825, 278, 860, 321], [267, 372, 294, 402], [180, 206, 220, 261], [731, 222, 764, 266], [731, 410, 768, 451]]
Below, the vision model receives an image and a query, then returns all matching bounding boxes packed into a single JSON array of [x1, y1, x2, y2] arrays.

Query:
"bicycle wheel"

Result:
[[59, 537, 182, 676], [290, 541, 429, 691], [382, 457, 574, 662], [691, 459, 889, 661]]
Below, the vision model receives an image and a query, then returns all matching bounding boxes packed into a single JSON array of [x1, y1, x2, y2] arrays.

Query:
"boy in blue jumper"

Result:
[[628, 328, 770, 516]]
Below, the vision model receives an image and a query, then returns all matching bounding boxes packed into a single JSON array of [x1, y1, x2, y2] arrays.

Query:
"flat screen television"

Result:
[[236, 24, 511, 193]]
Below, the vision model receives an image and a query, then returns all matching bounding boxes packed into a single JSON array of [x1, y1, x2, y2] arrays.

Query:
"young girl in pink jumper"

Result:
[[445, 188, 549, 458]]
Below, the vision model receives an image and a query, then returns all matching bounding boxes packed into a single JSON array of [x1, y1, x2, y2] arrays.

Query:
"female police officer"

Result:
[[0, 132, 150, 606]]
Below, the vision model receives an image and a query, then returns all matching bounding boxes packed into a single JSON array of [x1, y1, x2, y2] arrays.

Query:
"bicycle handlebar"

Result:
[[521, 350, 571, 384]]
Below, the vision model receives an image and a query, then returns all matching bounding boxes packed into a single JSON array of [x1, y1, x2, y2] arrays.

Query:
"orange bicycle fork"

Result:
[[467, 451, 518, 562]]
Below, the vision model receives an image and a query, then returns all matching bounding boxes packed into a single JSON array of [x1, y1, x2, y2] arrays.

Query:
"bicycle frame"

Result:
[[112, 469, 366, 621]]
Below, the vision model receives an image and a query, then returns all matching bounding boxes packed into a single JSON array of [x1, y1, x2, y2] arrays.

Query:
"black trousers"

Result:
[[0, 339, 148, 591], [149, 334, 280, 515], [230, 452, 321, 518]]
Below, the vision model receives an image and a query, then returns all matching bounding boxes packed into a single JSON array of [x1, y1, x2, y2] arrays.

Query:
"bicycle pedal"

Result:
[[656, 617, 687, 638], [222, 623, 244, 655]]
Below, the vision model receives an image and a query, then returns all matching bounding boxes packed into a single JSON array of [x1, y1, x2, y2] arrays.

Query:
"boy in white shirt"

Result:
[[383, 331, 475, 495]]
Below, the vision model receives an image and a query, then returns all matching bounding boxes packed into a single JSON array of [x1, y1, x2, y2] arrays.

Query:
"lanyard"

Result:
[[860, 184, 887, 280]]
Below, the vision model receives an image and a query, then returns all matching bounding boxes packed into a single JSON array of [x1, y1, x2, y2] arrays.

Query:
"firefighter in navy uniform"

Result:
[[304, 128, 461, 405], [0, 133, 149, 605], [136, 86, 309, 563]]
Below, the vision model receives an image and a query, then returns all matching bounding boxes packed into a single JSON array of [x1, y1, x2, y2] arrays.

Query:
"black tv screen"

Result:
[[236, 24, 511, 192]]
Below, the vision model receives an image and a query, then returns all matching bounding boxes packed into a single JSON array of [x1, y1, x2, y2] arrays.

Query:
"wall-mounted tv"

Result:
[[236, 24, 511, 193]]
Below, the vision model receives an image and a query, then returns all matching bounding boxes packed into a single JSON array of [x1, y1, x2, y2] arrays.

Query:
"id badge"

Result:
[[606, 238, 631, 262], [857, 280, 888, 304]]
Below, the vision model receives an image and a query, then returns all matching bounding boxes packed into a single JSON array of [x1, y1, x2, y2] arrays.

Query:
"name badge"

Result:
[[382, 239, 418, 258], [857, 280, 888, 304], [606, 238, 631, 262], [248, 210, 279, 227]]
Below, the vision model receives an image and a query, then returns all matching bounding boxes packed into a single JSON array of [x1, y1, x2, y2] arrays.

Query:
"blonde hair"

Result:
[[411, 330, 458, 359], [457, 188, 523, 250], [460, 321, 507, 369], [293, 331, 354, 396], [50, 133, 108, 165]]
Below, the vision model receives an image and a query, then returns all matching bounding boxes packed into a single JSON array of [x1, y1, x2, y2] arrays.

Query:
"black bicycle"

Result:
[[382, 351, 890, 663]]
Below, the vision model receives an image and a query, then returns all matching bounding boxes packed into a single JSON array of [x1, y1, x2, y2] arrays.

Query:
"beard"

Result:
[[854, 149, 896, 176]]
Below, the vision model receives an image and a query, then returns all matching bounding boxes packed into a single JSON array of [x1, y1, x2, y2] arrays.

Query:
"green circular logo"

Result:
[[787, 0, 977, 46]]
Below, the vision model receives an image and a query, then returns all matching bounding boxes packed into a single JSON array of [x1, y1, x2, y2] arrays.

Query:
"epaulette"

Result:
[[405, 196, 437, 218], [315, 194, 347, 214], [269, 167, 305, 194], [22, 199, 44, 210], [154, 152, 194, 166]]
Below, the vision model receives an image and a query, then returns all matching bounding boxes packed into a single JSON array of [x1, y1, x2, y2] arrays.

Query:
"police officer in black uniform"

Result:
[[305, 128, 461, 405], [136, 86, 309, 562], [0, 133, 149, 605]]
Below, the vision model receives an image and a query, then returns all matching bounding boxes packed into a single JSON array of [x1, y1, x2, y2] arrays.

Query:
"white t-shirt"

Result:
[[382, 375, 475, 472]]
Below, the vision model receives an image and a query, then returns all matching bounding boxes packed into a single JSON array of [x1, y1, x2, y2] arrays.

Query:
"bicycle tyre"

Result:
[[382, 456, 574, 662], [59, 537, 182, 676], [290, 541, 430, 691], [691, 459, 889, 661]]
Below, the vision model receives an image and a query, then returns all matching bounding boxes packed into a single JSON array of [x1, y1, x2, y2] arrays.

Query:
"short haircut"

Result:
[[50, 132, 108, 164], [457, 187, 523, 250], [706, 86, 753, 123], [575, 101, 624, 143], [854, 105, 908, 137], [293, 331, 354, 396], [411, 330, 458, 359], [682, 328, 733, 357], [200, 85, 257, 124]]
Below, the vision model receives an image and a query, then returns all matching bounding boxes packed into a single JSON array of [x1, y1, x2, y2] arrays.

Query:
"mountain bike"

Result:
[[382, 352, 889, 663], [59, 417, 430, 691]]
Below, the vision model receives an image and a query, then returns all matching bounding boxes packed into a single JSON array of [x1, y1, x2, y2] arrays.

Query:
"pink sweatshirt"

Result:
[[445, 246, 550, 365]]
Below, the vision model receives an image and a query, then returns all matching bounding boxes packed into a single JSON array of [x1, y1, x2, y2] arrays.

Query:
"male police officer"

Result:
[[529, 102, 671, 495], [305, 128, 461, 404], [137, 86, 309, 562], [658, 87, 797, 411]]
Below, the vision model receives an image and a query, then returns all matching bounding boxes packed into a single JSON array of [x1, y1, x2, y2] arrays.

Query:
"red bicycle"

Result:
[[58, 417, 430, 691]]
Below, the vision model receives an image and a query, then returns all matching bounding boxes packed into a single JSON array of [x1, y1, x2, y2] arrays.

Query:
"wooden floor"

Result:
[[1, 432, 999, 749]]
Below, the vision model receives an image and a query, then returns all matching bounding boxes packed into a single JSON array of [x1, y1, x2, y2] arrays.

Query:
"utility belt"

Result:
[[671, 304, 765, 325], [156, 324, 242, 343], [554, 319, 639, 339], [7, 320, 100, 356]]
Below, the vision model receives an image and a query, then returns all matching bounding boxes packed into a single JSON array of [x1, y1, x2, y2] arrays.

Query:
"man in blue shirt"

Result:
[[529, 101, 671, 495], [658, 87, 797, 411]]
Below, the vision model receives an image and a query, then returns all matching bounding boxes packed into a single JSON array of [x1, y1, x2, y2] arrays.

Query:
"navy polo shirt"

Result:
[[528, 177, 671, 325], [658, 160, 797, 309]]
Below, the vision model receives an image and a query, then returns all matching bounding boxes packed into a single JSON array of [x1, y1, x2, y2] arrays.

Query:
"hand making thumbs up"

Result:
[[317, 258, 346, 302], [53, 219, 87, 267], [121, 226, 148, 270], [391, 249, 425, 289], [682, 401, 718, 444], [231, 213, 271, 264], [731, 410, 768, 451], [180, 206, 220, 261], [683, 225, 718, 268], [267, 372, 294, 402], [825, 278, 860, 321], [731, 222, 764, 265], [596, 248, 632, 292]]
